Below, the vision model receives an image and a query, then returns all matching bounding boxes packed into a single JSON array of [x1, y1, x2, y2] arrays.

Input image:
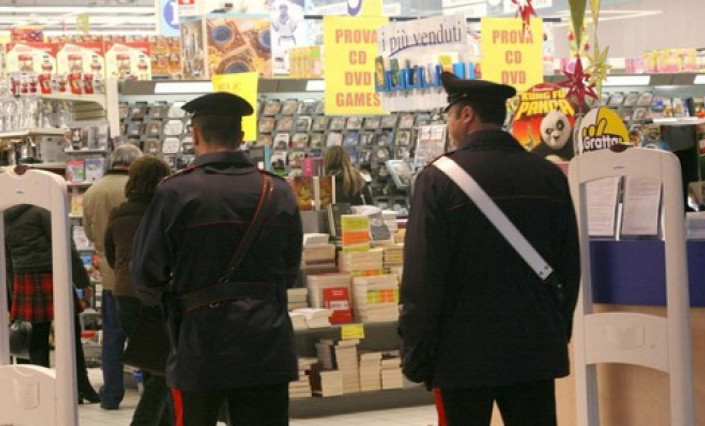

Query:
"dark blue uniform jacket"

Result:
[[131, 151, 302, 391], [399, 129, 580, 389]]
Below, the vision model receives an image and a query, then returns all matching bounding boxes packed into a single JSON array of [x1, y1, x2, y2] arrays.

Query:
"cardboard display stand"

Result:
[[0, 167, 77, 426], [568, 147, 695, 426]]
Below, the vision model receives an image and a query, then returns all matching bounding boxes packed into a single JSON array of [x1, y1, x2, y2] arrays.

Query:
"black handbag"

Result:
[[9, 320, 32, 359], [121, 306, 170, 376]]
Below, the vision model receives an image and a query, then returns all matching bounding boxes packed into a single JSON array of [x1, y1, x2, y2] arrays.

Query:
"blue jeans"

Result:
[[101, 289, 126, 406]]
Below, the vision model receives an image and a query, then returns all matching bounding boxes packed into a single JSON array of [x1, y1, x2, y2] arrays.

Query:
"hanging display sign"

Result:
[[511, 83, 576, 162], [375, 14, 477, 112], [270, 0, 309, 75], [212, 72, 259, 142], [158, 0, 181, 37], [502, 0, 553, 13], [577, 107, 630, 153], [323, 15, 388, 115], [178, 0, 202, 17], [480, 18, 543, 92]]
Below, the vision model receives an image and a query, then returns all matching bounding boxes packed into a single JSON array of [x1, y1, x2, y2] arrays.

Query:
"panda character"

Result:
[[531, 110, 574, 161]]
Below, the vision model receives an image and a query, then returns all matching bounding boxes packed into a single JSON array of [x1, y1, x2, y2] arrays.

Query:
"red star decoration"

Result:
[[559, 56, 598, 110], [512, 0, 537, 32]]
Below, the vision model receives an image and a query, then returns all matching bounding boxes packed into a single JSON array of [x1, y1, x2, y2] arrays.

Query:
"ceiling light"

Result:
[[603, 75, 651, 87], [694, 75, 705, 85], [155, 82, 214, 95], [0, 6, 153, 15], [306, 80, 325, 91]]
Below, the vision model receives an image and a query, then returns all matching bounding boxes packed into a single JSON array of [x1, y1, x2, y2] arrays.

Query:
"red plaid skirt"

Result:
[[10, 273, 82, 323]]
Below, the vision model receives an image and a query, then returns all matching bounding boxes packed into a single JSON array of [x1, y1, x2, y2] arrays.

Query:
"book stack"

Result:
[[289, 357, 317, 399], [291, 308, 333, 328], [352, 275, 400, 323], [340, 214, 371, 252], [66, 159, 86, 183], [287, 288, 309, 311], [288, 311, 308, 331], [339, 248, 384, 275], [381, 355, 404, 390], [301, 243, 337, 274], [323, 287, 353, 324], [310, 364, 344, 397], [382, 244, 404, 269], [73, 225, 94, 250], [70, 193, 84, 216], [358, 351, 383, 392], [316, 339, 361, 394], [306, 273, 351, 308], [383, 210, 398, 233]]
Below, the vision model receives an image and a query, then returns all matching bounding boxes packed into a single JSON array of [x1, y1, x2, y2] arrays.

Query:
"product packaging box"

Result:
[[5, 42, 57, 74], [181, 16, 272, 79], [104, 41, 151, 80]]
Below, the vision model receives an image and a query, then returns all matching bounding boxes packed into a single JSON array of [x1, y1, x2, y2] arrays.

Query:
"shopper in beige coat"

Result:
[[83, 144, 142, 410]]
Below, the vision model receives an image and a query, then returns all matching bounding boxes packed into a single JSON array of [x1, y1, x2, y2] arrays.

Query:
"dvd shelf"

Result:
[[118, 97, 445, 215]]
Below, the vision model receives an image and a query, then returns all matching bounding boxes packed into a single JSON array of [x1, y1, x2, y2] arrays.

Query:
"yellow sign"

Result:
[[341, 324, 365, 340], [480, 18, 544, 92], [359, 0, 382, 17], [212, 72, 259, 142], [76, 14, 90, 35], [577, 107, 630, 153], [324, 16, 388, 116]]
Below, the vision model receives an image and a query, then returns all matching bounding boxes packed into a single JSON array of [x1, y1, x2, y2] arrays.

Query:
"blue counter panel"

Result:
[[590, 240, 705, 306]]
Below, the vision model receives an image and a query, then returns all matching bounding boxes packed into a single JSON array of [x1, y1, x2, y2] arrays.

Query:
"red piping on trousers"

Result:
[[434, 388, 448, 426], [172, 389, 184, 426]]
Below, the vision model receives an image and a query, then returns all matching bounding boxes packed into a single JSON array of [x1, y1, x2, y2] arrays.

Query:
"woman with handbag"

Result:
[[104, 155, 172, 426], [4, 204, 101, 404]]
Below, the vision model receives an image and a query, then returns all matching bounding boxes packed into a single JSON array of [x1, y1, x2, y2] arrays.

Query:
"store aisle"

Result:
[[79, 369, 438, 426]]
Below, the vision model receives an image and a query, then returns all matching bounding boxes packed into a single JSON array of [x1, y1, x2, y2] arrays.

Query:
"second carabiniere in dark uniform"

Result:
[[131, 92, 303, 426]]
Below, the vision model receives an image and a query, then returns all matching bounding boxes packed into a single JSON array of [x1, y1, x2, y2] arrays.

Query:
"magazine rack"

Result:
[[0, 167, 77, 426], [568, 147, 695, 426]]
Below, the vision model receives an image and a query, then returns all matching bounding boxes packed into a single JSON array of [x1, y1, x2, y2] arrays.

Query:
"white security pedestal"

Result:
[[568, 147, 695, 426], [0, 167, 77, 426]]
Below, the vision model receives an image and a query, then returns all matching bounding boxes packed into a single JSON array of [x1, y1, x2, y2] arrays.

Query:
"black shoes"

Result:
[[78, 387, 101, 404]]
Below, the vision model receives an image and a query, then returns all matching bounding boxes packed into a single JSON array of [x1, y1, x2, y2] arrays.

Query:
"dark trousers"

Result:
[[116, 295, 172, 426], [21, 316, 93, 392], [101, 289, 126, 406], [436, 379, 557, 426], [171, 383, 289, 426]]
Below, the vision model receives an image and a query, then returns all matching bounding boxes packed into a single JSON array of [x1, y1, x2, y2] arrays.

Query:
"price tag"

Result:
[[341, 324, 365, 340]]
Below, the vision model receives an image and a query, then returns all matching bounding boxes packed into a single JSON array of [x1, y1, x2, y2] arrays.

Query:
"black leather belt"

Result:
[[177, 281, 278, 312]]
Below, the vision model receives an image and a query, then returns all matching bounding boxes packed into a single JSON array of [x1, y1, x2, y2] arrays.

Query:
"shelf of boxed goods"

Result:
[[41, 78, 121, 138]]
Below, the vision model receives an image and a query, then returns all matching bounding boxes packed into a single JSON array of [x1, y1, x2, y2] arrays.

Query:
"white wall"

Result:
[[553, 0, 705, 59]]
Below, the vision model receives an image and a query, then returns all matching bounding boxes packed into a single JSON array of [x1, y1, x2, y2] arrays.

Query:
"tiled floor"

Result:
[[78, 369, 438, 426]]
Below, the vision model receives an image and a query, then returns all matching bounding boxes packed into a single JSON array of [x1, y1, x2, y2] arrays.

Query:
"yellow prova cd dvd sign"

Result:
[[578, 107, 630, 153]]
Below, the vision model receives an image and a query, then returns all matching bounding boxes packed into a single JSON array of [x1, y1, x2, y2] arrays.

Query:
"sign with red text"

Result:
[[324, 15, 388, 115], [480, 18, 543, 92]]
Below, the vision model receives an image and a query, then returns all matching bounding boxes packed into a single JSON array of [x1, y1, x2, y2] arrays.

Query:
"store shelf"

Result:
[[69, 213, 84, 219], [64, 149, 109, 155], [294, 321, 397, 335], [0, 128, 66, 139], [42, 93, 108, 109], [27, 162, 66, 169], [68, 181, 94, 188], [289, 386, 432, 418]]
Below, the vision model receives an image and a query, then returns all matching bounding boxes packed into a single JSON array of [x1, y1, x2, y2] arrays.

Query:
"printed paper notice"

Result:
[[341, 324, 365, 340], [621, 177, 662, 236], [586, 177, 620, 237]]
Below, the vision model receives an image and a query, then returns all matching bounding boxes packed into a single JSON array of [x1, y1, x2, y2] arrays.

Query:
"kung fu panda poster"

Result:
[[511, 83, 576, 162]]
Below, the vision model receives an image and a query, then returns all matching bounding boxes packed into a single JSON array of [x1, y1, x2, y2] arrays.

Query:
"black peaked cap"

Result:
[[182, 92, 254, 119], [441, 72, 516, 110]]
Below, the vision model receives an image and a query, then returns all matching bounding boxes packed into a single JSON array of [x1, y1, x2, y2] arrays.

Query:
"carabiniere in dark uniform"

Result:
[[130, 94, 302, 395]]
